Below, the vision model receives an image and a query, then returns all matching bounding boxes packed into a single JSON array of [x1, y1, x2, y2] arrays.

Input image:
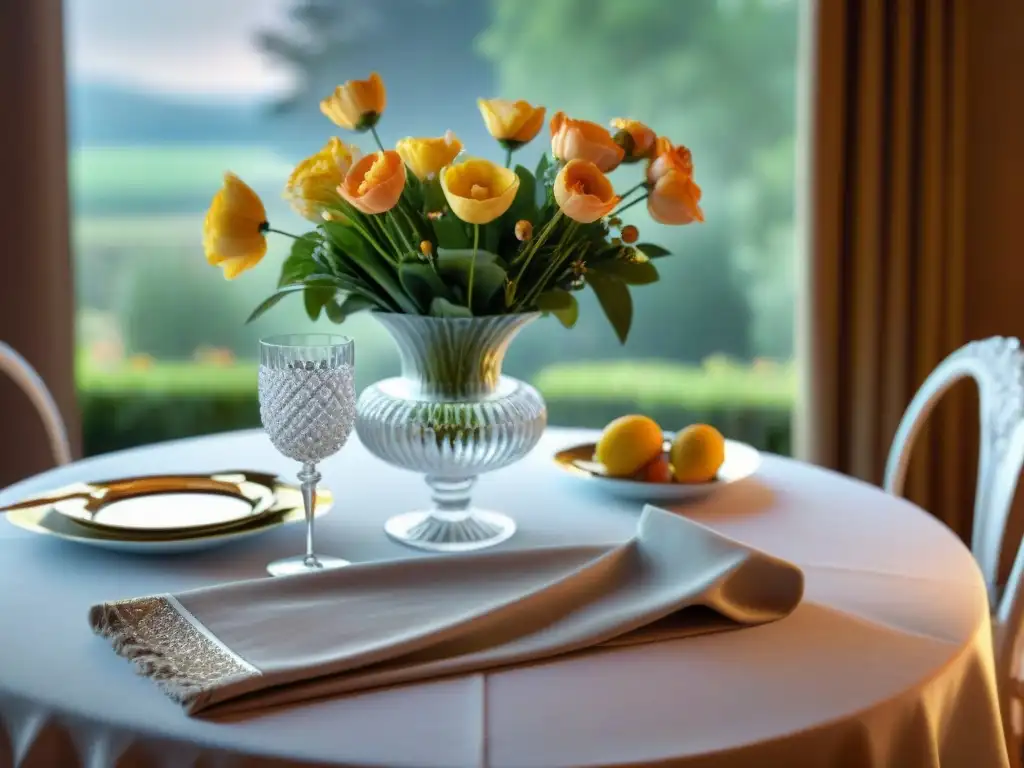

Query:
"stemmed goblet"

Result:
[[258, 334, 355, 576]]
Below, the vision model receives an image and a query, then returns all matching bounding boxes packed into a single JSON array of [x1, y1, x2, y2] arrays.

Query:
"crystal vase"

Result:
[[355, 313, 547, 552]]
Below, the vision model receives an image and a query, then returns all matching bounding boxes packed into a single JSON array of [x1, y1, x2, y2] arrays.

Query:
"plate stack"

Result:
[[1, 471, 331, 553]]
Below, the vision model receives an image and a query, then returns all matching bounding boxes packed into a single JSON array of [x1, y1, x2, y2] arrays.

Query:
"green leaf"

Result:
[[398, 262, 450, 314], [310, 242, 338, 274], [421, 177, 471, 247], [321, 219, 366, 255], [436, 248, 501, 267], [246, 285, 307, 324], [504, 165, 538, 225], [435, 249, 508, 312], [321, 220, 419, 314], [403, 171, 425, 211], [380, 214, 418, 260], [469, 263, 508, 312], [534, 154, 553, 209], [535, 288, 579, 328], [306, 274, 388, 309], [432, 217, 471, 249], [324, 293, 376, 324], [483, 221, 501, 254], [422, 176, 447, 214], [303, 283, 336, 321], [634, 242, 672, 258], [535, 153, 550, 183], [278, 233, 322, 288], [587, 271, 633, 344], [429, 296, 473, 318], [589, 259, 660, 285]]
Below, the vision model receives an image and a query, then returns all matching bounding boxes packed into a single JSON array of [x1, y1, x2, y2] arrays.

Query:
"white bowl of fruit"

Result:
[[553, 416, 761, 501]]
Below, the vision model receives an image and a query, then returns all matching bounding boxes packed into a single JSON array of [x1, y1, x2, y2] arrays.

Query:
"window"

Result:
[[65, 0, 800, 456]]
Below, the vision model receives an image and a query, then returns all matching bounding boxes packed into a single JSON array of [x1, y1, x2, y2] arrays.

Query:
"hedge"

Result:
[[78, 359, 795, 457]]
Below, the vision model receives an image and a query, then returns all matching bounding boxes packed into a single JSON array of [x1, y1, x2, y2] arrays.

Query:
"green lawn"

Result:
[[533, 359, 795, 408], [70, 145, 294, 199], [69, 145, 304, 248], [77, 357, 795, 408], [77, 359, 258, 395]]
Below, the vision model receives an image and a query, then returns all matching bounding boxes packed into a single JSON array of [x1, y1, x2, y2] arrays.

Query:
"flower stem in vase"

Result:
[[467, 223, 480, 311]]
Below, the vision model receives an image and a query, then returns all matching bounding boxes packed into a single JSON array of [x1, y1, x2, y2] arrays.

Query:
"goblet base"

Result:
[[266, 554, 350, 577], [384, 509, 516, 552]]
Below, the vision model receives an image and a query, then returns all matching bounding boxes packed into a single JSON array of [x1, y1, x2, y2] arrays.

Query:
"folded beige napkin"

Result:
[[89, 505, 803, 717]]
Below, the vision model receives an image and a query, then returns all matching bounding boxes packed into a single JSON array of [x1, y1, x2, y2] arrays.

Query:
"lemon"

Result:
[[595, 415, 665, 477], [671, 424, 726, 483]]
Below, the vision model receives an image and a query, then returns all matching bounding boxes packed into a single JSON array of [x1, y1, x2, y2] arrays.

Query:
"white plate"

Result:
[[50, 471, 279, 535], [553, 438, 762, 501], [5, 485, 331, 554]]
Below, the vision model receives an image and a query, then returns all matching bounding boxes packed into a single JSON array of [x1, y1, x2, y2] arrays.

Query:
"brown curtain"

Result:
[[0, 0, 80, 486], [799, 0, 974, 537]]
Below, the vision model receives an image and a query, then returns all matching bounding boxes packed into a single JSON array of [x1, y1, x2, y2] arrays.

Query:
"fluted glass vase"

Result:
[[355, 313, 547, 552]]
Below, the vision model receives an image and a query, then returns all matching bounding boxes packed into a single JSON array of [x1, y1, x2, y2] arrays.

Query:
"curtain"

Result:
[[0, 0, 79, 486], [798, 0, 974, 539]]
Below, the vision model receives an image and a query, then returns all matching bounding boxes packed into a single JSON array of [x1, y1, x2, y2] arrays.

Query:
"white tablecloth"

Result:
[[0, 428, 1008, 768]]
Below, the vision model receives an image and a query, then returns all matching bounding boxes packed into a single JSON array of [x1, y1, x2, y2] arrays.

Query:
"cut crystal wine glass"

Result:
[[258, 334, 355, 576]]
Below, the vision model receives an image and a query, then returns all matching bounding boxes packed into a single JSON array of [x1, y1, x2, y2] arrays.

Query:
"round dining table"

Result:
[[0, 427, 1009, 768]]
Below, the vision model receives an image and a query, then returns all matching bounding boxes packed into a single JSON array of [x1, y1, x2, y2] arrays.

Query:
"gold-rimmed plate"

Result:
[[3, 471, 280, 538], [4, 483, 332, 554], [553, 438, 762, 502]]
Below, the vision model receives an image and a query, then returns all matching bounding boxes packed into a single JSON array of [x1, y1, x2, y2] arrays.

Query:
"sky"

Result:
[[64, 0, 297, 100]]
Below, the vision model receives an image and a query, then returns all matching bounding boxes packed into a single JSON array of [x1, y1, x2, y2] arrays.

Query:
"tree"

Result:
[[258, 0, 495, 150], [477, 0, 799, 358]]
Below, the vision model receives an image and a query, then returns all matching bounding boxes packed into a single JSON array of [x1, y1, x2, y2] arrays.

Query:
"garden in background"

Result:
[[68, 0, 798, 457]]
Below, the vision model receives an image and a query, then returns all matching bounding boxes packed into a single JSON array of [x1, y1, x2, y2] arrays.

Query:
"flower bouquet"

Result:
[[203, 71, 703, 343], [203, 72, 704, 552]]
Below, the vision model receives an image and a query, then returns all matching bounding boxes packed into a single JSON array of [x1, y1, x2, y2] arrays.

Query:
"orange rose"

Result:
[[550, 112, 625, 173], [646, 137, 695, 184], [554, 159, 620, 224], [337, 150, 406, 215], [647, 170, 704, 225], [610, 118, 656, 161]]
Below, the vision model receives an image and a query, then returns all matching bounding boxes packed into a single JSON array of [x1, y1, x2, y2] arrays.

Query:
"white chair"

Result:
[[0, 341, 72, 467], [884, 335, 1024, 766]]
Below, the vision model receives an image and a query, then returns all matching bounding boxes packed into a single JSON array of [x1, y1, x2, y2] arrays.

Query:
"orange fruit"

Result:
[[670, 424, 726, 483], [636, 455, 673, 483], [595, 415, 664, 477]]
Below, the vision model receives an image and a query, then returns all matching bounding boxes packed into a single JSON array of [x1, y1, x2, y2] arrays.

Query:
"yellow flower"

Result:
[[440, 157, 520, 224], [396, 131, 463, 180], [204, 173, 268, 279], [128, 353, 154, 371], [420, 240, 434, 257], [320, 72, 386, 132], [553, 159, 620, 224], [284, 137, 359, 221], [478, 99, 546, 148], [550, 112, 625, 172], [610, 118, 657, 161], [337, 150, 407, 215], [646, 137, 695, 184], [515, 220, 533, 241], [647, 170, 704, 225]]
